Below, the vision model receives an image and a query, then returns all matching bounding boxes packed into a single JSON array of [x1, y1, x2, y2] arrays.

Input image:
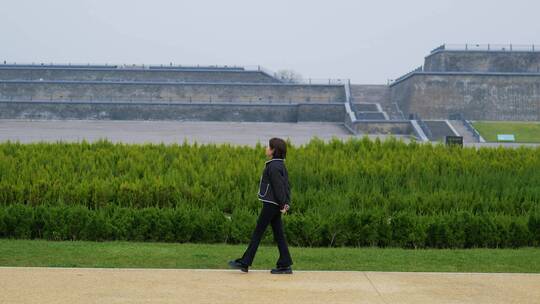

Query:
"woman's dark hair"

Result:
[[269, 137, 287, 159]]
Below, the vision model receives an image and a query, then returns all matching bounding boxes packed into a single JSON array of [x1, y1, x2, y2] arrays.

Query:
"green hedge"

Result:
[[0, 138, 539, 216], [0, 138, 539, 248], [0, 204, 537, 248]]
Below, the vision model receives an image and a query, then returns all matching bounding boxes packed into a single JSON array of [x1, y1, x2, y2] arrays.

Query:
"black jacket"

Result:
[[257, 158, 291, 208]]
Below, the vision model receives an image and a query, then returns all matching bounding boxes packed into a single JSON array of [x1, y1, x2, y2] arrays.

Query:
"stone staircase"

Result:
[[350, 84, 404, 120], [423, 120, 459, 142], [447, 120, 482, 143], [352, 102, 387, 120], [354, 111, 387, 120]]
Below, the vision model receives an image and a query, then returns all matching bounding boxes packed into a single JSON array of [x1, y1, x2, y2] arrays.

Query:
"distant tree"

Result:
[[275, 69, 303, 83]]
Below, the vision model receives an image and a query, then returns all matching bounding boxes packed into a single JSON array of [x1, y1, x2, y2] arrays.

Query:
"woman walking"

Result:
[[228, 137, 293, 274]]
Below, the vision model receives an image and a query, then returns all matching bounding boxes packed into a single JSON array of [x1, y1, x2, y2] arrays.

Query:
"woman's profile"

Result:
[[228, 137, 293, 274]]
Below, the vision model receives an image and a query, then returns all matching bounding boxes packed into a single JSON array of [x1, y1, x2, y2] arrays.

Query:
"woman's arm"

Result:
[[268, 165, 287, 208]]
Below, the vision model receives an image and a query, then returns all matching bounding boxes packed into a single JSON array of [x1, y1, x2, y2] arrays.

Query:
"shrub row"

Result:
[[0, 138, 539, 215], [1, 204, 538, 248]]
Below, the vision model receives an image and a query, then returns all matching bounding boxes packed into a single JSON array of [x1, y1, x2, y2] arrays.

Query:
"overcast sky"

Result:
[[1, 0, 539, 83]]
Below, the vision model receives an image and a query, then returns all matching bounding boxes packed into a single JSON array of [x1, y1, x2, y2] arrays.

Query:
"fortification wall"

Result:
[[390, 73, 540, 121], [352, 121, 415, 135], [349, 85, 390, 104], [0, 101, 345, 122], [424, 51, 540, 73], [0, 67, 279, 83], [0, 81, 346, 104]]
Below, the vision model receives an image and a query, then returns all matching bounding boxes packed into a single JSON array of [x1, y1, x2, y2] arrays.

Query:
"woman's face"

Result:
[[265, 145, 274, 159]]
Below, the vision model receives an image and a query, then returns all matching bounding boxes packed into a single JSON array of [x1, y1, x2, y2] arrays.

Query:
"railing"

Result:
[[0, 62, 347, 85], [430, 45, 445, 53], [344, 80, 357, 118], [449, 113, 484, 143], [312, 78, 348, 85], [342, 80, 358, 134], [388, 66, 423, 85], [0, 63, 117, 69], [149, 65, 244, 71], [392, 102, 406, 120], [0, 62, 248, 71], [464, 120, 484, 143], [410, 113, 433, 140], [244, 65, 280, 80], [244, 66, 349, 85], [431, 43, 540, 53], [260, 77, 349, 85]]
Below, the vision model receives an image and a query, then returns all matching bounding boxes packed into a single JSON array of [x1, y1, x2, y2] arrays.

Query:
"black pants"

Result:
[[239, 203, 293, 267]]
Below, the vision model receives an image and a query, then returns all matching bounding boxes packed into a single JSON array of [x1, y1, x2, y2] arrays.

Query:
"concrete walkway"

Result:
[[1, 119, 539, 148], [0, 267, 538, 304], [0, 119, 401, 146]]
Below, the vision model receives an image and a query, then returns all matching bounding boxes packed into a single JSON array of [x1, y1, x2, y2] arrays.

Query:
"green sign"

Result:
[[497, 134, 515, 142]]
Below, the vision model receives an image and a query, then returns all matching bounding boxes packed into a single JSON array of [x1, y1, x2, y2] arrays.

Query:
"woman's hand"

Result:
[[280, 204, 290, 214]]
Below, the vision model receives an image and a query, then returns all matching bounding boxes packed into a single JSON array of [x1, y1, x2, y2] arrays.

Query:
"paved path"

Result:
[[1, 119, 538, 148], [0, 119, 412, 146], [0, 267, 538, 304]]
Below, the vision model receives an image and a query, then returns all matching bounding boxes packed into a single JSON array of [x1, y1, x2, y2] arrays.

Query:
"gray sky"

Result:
[[1, 0, 539, 83]]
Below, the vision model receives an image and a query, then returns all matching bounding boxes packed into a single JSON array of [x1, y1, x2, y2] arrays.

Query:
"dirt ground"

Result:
[[0, 267, 538, 304]]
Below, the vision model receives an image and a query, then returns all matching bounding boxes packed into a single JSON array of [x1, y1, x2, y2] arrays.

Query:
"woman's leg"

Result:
[[239, 203, 276, 266], [270, 211, 293, 267]]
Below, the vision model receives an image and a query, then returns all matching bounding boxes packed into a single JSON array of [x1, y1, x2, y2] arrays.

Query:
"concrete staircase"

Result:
[[423, 120, 459, 142], [350, 85, 404, 120], [354, 103, 379, 111], [447, 120, 482, 143], [352, 102, 388, 120], [355, 111, 387, 120]]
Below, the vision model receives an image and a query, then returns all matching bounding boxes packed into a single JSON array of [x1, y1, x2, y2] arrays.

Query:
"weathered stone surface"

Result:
[[0, 67, 279, 83], [0, 81, 345, 104], [0, 101, 345, 122], [425, 50, 540, 73], [391, 74, 540, 121], [352, 121, 415, 135]]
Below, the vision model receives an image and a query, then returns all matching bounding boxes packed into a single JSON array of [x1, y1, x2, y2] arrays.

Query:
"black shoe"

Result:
[[228, 259, 248, 273], [270, 266, 293, 274]]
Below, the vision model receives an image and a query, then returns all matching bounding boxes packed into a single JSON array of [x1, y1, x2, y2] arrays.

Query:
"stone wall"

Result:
[[349, 85, 390, 104], [390, 73, 540, 121], [350, 84, 404, 120], [0, 101, 345, 122], [424, 51, 540, 73], [0, 81, 346, 104], [0, 67, 279, 83], [351, 120, 415, 135]]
